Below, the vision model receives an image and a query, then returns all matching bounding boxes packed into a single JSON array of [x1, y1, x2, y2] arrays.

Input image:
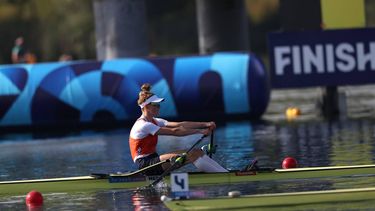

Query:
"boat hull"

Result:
[[1, 164, 375, 197]]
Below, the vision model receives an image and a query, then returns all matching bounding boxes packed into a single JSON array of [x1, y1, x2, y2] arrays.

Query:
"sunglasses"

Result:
[[149, 102, 160, 108]]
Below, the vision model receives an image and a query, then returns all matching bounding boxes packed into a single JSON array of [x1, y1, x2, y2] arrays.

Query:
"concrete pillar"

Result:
[[93, 0, 149, 60], [196, 0, 249, 54]]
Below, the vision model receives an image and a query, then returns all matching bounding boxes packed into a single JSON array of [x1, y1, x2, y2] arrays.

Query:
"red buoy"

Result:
[[282, 157, 298, 169], [26, 191, 43, 207]]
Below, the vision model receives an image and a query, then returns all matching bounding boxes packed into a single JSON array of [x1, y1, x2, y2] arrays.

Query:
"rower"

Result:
[[129, 83, 228, 176]]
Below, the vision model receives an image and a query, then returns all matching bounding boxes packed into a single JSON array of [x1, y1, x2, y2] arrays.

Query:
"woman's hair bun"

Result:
[[141, 83, 151, 92], [138, 83, 154, 105]]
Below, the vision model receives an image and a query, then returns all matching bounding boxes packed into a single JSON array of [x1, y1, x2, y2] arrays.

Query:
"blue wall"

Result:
[[0, 52, 269, 128]]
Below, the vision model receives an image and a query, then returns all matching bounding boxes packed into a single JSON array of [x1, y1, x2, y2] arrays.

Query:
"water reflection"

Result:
[[330, 120, 374, 165], [216, 121, 253, 169], [0, 130, 135, 180], [2, 119, 375, 181], [131, 189, 168, 211], [251, 119, 375, 169]]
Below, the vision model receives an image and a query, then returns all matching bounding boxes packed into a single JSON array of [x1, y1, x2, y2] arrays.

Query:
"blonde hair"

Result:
[[137, 83, 154, 106]]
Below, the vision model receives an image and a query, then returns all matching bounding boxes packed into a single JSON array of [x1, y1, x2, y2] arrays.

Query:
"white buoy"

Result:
[[228, 191, 241, 198], [160, 195, 172, 202]]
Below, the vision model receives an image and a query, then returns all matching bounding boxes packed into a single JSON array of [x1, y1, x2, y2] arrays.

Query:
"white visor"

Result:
[[140, 95, 165, 108]]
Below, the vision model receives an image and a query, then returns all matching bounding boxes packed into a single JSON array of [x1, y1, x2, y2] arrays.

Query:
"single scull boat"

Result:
[[1, 164, 375, 197]]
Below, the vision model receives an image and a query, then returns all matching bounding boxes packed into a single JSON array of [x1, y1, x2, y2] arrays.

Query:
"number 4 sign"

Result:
[[171, 173, 189, 198]]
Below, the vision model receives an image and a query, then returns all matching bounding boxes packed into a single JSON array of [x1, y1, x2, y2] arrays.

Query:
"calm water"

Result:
[[2, 86, 375, 210], [1, 118, 375, 210]]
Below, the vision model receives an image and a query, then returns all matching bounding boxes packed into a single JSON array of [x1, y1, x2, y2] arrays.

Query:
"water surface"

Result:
[[1, 117, 375, 210]]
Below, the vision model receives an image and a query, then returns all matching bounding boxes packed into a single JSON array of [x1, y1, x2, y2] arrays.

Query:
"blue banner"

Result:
[[0, 52, 269, 128], [268, 28, 375, 88]]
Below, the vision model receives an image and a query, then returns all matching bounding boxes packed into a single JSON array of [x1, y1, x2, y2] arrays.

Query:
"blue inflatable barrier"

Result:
[[0, 52, 269, 128]]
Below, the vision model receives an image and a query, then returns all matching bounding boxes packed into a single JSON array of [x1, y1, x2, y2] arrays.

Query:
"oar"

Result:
[[147, 134, 208, 188], [209, 132, 214, 158], [92, 159, 170, 179]]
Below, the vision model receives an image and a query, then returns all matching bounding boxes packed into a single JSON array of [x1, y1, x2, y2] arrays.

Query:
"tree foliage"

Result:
[[1, 0, 372, 64], [0, 0, 95, 64]]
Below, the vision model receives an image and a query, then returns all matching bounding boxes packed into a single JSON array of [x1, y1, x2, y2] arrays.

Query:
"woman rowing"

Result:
[[129, 83, 228, 175]]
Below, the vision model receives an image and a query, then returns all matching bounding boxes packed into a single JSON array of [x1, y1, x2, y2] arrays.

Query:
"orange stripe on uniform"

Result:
[[129, 134, 158, 161]]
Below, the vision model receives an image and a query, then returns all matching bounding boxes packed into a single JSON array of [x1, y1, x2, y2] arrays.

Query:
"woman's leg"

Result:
[[159, 149, 227, 172], [160, 149, 203, 162], [159, 149, 203, 170]]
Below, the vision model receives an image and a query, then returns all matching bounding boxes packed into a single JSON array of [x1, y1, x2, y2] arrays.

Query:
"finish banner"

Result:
[[268, 28, 375, 88]]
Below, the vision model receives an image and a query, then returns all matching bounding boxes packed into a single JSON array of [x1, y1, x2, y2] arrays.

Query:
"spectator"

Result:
[[59, 54, 73, 61], [25, 52, 37, 64], [11, 36, 26, 64]]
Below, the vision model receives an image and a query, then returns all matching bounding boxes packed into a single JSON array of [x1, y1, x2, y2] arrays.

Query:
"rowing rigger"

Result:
[[1, 164, 375, 197]]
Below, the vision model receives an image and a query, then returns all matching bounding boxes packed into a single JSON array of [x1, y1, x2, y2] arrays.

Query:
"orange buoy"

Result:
[[285, 107, 301, 120]]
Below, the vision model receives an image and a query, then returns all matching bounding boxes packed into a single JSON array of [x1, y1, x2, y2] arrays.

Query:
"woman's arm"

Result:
[[166, 121, 216, 130], [156, 125, 211, 137]]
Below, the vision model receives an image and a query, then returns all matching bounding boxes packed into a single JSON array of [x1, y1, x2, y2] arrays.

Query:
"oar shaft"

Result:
[[93, 159, 170, 179], [112, 159, 170, 177], [186, 135, 207, 153], [149, 135, 207, 187], [209, 132, 214, 158]]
